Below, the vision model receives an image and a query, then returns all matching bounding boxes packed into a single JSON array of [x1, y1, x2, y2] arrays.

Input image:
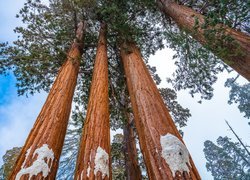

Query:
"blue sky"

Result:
[[0, 74, 15, 106], [0, 0, 249, 179], [0, 0, 47, 166], [0, 0, 20, 107]]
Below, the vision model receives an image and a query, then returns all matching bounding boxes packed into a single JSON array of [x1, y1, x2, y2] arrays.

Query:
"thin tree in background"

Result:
[[9, 21, 85, 180], [122, 101, 142, 180], [123, 118, 142, 180], [120, 41, 200, 179], [225, 120, 250, 157], [74, 22, 111, 180], [156, 0, 250, 81]]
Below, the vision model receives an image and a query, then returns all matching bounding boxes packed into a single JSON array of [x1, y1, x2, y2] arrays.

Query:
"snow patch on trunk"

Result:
[[15, 144, 54, 180], [21, 147, 31, 169], [94, 146, 109, 179], [160, 133, 191, 177], [80, 170, 84, 180], [87, 163, 91, 177]]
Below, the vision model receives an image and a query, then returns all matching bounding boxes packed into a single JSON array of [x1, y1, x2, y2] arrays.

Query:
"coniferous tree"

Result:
[[3, 0, 249, 179], [204, 121, 250, 179], [0, 147, 22, 179], [204, 136, 250, 179], [74, 22, 111, 180], [1, 0, 194, 179], [155, 0, 250, 81], [120, 41, 200, 179], [225, 77, 250, 121], [111, 134, 126, 180], [9, 21, 85, 179]]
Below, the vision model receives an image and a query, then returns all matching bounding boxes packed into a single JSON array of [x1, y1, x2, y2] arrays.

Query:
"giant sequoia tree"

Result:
[[0, 0, 249, 179], [9, 21, 85, 179], [120, 42, 200, 179], [156, 0, 250, 81], [74, 23, 111, 180]]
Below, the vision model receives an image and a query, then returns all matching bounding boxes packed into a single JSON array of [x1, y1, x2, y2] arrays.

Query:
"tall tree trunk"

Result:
[[123, 111, 142, 180], [120, 42, 200, 180], [157, 0, 250, 81], [10, 21, 85, 180], [74, 23, 110, 180]]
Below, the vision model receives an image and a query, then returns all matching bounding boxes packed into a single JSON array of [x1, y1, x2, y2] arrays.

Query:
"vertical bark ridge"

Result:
[[157, 0, 250, 81], [10, 21, 85, 180], [74, 23, 111, 180], [120, 42, 200, 180]]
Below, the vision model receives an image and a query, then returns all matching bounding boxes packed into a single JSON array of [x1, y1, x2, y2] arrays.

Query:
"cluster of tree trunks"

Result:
[[10, 21, 85, 179], [10, 23, 202, 179], [157, 0, 250, 81], [7, 0, 250, 179]]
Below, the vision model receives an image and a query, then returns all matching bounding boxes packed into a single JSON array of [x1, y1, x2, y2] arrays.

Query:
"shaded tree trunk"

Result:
[[74, 23, 111, 180], [120, 42, 200, 180], [123, 111, 142, 180], [157, 0, 250, 81], [10, 21, 85, 180]]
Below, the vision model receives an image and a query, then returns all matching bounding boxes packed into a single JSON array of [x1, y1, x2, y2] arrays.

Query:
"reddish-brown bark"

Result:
[[120, 42, 200, 180], [74, 23, 111, 180], [123, 111, 142, 180], [9, 22, 85, 180], [157, 0, 250, 81]]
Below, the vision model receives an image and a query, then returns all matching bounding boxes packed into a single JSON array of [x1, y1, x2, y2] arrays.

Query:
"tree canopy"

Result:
[[204, 136, 250, 179], [0, 0, 249, 179]]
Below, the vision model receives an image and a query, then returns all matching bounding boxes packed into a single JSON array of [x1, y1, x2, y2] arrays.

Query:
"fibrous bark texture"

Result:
[[74, 23, 111, 180], [10, 22, 85, 180], [120, 42, 200, 180], [157, 0, 250, 81], [123, 111, 142, 180]]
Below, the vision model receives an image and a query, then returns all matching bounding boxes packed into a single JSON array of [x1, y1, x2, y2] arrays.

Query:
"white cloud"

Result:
[[0, 0, 25, 42], [0, 92, 47, 165]]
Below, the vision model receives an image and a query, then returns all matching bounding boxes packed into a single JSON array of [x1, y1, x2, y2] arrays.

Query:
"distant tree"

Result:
[[111, 134, 126, 180], [204, 136, 250, 179], [0, 147, 22, 179], [225, 77, 250, 121], [111, 132, 149, 180]]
